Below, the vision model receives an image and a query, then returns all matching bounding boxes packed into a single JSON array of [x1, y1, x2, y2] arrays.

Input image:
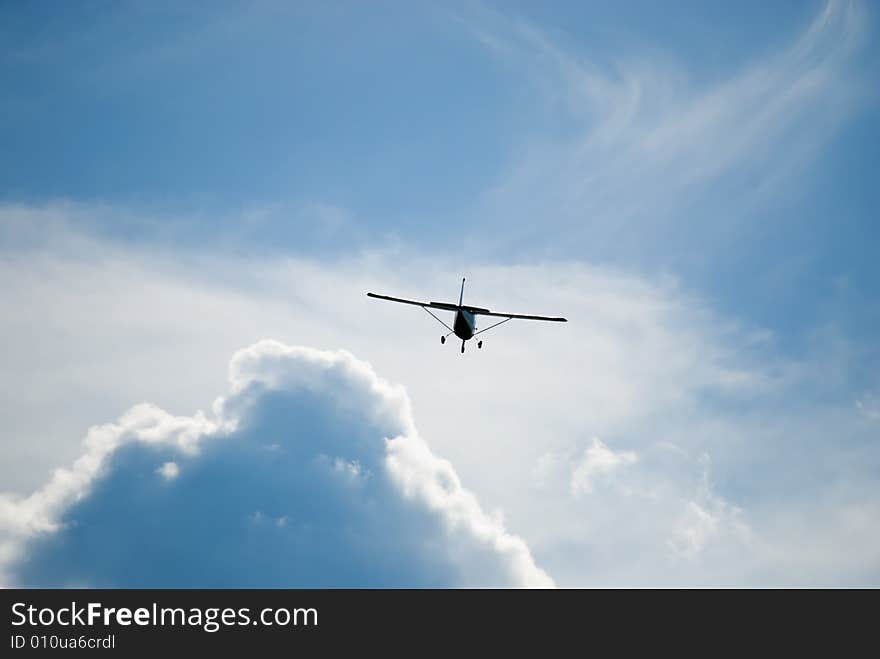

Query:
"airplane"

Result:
[[367, 278, 567, 353]]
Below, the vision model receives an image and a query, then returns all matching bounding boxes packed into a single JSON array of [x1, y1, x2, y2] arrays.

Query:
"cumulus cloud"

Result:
[[0, 340, 553, 587]]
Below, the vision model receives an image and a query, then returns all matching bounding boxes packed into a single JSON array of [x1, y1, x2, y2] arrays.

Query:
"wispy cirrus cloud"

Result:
[[459, 0, 871, 264]]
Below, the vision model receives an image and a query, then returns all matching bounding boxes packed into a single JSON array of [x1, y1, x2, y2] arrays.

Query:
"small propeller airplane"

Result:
[[367, 278, 567, 353]]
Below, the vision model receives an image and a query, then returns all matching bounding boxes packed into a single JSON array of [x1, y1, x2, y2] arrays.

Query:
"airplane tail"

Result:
[[459, 277, 465, 307]]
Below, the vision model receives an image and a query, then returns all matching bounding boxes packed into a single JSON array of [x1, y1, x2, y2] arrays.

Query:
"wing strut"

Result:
[[422, 305, 454, 333], [474, 316, 513, 336]]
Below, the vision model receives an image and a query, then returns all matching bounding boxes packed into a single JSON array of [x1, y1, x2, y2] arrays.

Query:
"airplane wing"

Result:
[[366, 292, 458, 312], [367, 292, 427, 307], [472, 309, 567, 322], [367, 292, 567, 321]]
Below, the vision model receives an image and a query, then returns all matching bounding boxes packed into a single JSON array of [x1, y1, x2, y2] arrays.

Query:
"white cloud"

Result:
[[669, 502, 719, 560], [566, 438, 638, 497], [530, 438, 754, 584], [666, 454, 751, 561], [0, 339, 553, 588], [156, 461, 180, 481]]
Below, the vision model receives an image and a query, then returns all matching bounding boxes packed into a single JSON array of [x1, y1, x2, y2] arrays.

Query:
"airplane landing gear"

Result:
[[440, 335, 445, 344], [478, 340, 483, 349], [461, 341, 466, 354]]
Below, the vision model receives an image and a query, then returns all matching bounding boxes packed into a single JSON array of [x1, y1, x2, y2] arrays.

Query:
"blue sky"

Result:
[[2, 1, 876, 343], [1, 1, 878, 586]]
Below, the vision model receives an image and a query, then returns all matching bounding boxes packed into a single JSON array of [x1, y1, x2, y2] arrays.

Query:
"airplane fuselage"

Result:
[[453, 308, 476, 340]]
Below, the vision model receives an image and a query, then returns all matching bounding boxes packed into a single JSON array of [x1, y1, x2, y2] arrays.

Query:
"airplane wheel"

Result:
[[478, 341, 483, 349], [440, 336, 445, 344], [461, 344, 465, 354]]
